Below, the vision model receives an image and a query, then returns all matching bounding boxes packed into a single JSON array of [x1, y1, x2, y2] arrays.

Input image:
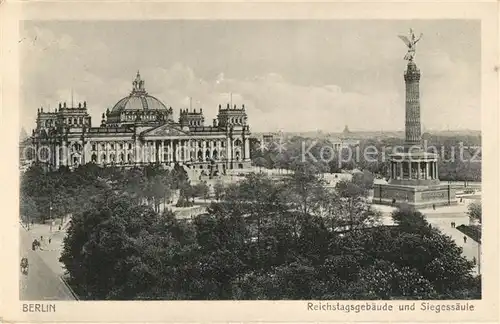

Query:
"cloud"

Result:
[[113, 64, 401, 132], [20, 21, 480, 133]]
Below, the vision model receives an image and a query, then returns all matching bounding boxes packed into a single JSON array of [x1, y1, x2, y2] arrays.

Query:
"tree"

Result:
[[467, 201, 481, 224], [253, 156, 268, 172], [194, 182, 210, 202], [213, 181, 225, 201], [391, 205, 429, 230], [20, 193, 39, 225], [334, 179, 381, 231], [60, 190, 164, 299], [347, 260, 437, 299], [352, 169, 375, 191], [284, 162, 328, 217], [57, 160, 480, 300]]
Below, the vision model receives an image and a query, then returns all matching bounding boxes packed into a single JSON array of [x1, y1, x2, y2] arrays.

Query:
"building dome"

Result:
[[111, 71, 168, 113]]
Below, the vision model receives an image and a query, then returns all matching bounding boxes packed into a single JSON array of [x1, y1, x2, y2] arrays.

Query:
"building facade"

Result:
[[27, 72, 252, 176]]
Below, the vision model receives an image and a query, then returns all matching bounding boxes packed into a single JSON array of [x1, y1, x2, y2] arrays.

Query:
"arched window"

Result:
[[73, 118, 77, 124], [213, 150, 218, 160], [91, 153, 97, 163], [205, 149, 210, 160], [101, 154, 106, 163], [120, 153, 124, 162], [127, 153, 133, 162], [197, 150, 203, 161]]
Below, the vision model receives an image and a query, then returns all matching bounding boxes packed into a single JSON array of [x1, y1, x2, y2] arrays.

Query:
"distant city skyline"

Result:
[[20, 20, 480, 133]]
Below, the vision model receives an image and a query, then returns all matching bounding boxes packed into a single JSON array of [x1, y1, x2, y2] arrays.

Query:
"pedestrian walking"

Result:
[[463, 236, 467, 243], [432, 204, 436, 210], [48, 237, 52, 244]]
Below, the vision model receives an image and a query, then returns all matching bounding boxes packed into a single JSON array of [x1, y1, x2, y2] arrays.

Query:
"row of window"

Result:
[[189, 120, 203, 126], [91, 143, 133, 151], [89, 140, 243, 152], [224, 117, 246, 124], [68, 117, 87, 125], [89, 151, 241, 163], [42, 117, 88, 128]]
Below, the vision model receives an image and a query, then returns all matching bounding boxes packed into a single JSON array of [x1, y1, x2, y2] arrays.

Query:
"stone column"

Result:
[[417, 161, 422, 179], [96, 142, 100, 164], [161, 140, 165, 163], [55, 145, 60, 169], [399, 162, 403, 179], [175, 139, 181, 162], [404, 61, 422, 148], [244, 138, 250, 159], [226, 138, 231, 165], [105, 142, 110, 164], [189, 140, 193, 161], [152, 142, 157, 163], [434, 162, 439, 180], [67, 143, 72, 166], [183, 140, 188, 161], [216, 140, 221, 161], [167, 139, 172, 163], [123, 141, 127, 163], [134, 141, 139, 164], [202, 140, 207, 162], [425, 162, 430, 179]]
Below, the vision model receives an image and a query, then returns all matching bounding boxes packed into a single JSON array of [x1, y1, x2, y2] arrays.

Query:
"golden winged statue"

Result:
[[398, 28, 423, 61]]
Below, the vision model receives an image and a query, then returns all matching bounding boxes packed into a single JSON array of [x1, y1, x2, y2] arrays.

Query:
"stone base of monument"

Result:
[[373, 183, 457, 209]]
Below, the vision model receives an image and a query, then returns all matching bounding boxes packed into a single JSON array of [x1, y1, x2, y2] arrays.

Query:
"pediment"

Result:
[[141, 123, 190, 137]]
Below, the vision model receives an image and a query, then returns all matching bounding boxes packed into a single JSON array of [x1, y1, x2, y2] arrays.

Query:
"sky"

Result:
[[20, 20, 480, 133]]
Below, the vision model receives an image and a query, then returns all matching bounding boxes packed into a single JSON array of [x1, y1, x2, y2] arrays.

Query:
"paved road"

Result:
[[19, 227, 75, 300]]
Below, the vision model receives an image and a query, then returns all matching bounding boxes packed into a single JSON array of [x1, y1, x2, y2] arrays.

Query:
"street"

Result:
[[19, 227, 75, 300]]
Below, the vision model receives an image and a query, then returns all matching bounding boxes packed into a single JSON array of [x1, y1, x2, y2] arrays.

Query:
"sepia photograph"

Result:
[[1, 1, 498, 323]]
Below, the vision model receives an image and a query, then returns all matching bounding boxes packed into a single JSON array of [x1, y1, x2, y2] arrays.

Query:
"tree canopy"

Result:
[[40, 162, 480, 300]]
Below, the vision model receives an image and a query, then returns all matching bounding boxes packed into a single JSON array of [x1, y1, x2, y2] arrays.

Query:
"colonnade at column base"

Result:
[[373, 183, 458, 210]]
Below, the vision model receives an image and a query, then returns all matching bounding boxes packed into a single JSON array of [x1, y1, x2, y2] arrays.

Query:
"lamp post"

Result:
[[49, 202, 53, 232]]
